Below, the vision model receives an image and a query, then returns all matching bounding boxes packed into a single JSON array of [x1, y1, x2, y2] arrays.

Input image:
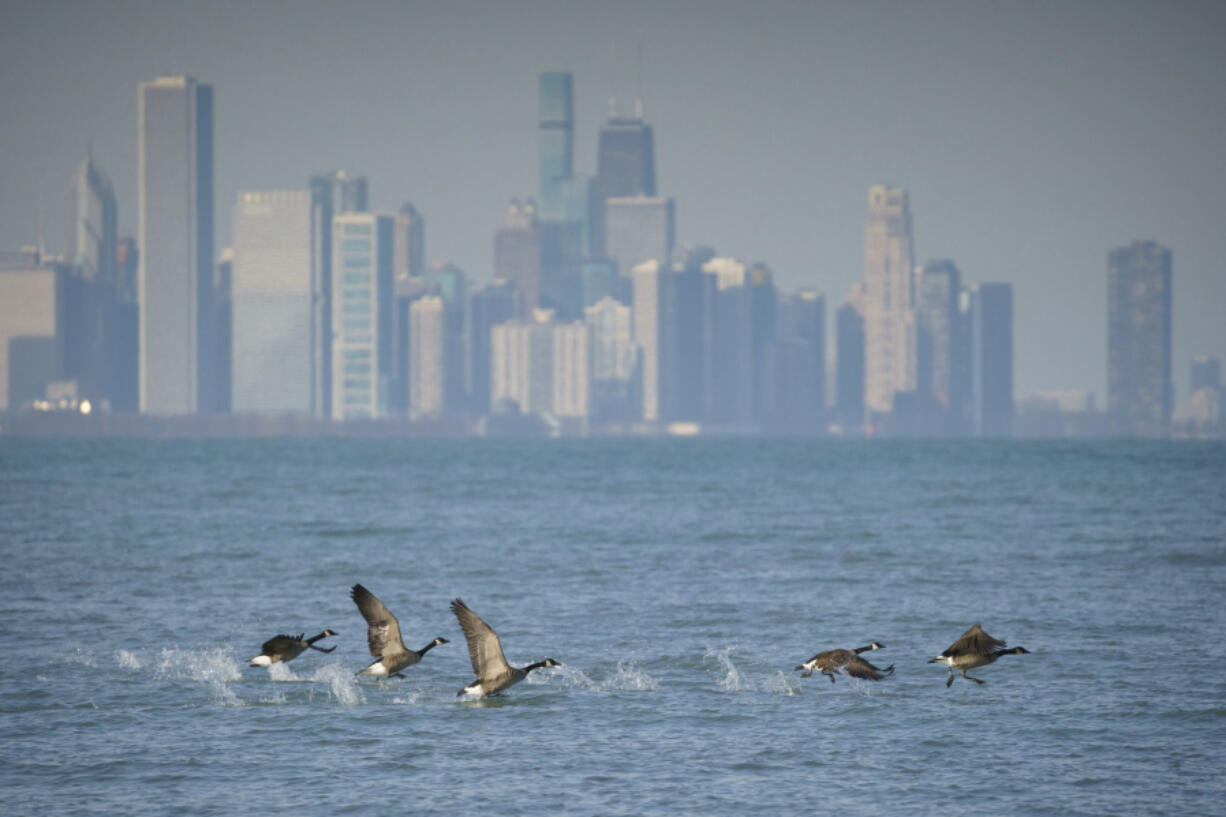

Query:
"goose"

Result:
[[930, 623, 1029, 687], [450, 597, 558, 697], [350, 583, 448, 678], [795, 642, 894, 683], [248, 630, 336, 667]]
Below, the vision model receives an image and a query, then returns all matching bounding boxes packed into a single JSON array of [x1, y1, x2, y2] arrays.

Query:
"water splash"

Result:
[[309, 664, 365, 707], [762, 670, 802, 696], [604, 660, 660, 691], [705, 645, 751, 692], [114, 649, 143, 670], [528, 660, 659, 692], [703, 646, 798, 695], [155, 646, 243, 706], [267, 663, 301, 682]]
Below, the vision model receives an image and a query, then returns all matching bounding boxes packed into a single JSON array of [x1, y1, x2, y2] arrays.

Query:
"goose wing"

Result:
[[451, 598, 511, 680], [351, 584, 407, 659], [843, 655, 887, 679], [943, 623, 1006, 657], [259, 634, 301, 654]]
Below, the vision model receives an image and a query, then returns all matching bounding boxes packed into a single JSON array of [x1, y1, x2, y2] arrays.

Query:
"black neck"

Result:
[[417, 640, 442, 656], [523, 660, 551, 673], [306, 631, 329, 645]]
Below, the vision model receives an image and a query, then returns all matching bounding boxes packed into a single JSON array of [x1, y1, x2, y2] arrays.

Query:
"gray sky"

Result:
[[2, 0, 1223, 403]]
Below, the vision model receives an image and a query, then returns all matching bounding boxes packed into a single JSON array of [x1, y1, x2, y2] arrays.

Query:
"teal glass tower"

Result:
[[538, 72, 574, 219]]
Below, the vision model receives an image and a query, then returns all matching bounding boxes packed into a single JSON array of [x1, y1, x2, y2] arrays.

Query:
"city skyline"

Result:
[[2, 0, 1224, 405]]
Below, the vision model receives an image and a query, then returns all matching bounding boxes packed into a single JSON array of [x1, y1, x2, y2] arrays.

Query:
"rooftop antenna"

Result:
[[607, 43, 617, 118], [36, 177, 45, 261], [635, 40, 643, 119]]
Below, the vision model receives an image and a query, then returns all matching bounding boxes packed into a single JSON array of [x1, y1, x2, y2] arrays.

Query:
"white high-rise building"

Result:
[[138, 75, 214, 415], [632, 259, 665, 422], [585, 296, 636, 382], [231, 190, 315, 414], [491, 309, 558, 415], [553, 320, 592, 419], [863, 185, 916, 415], [409, 295, 445, 419], [331, 212, 393, 420]]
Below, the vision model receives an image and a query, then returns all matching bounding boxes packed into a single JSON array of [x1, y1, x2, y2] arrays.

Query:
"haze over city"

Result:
[[2, 0, 1223, 409]]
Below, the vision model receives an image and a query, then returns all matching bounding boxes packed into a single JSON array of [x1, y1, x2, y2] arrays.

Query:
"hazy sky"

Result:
[[2, 0, 1223, 403]]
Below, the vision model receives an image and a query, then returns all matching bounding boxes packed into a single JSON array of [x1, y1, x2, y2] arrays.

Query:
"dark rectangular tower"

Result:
[[1108, 240, 1172, 436]]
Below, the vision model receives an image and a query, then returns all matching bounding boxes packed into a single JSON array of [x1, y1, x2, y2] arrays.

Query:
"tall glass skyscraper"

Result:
[[597, 116, 656, 200], [138, 75, 214, 415], [538, 72, 574, 219], [916, 259, 962, 426], [863, 185, 916, 418], [331, 213, 393, 420], [231, 190, 315, 414], [1108, 240, 1172, 436], [67, 155, 117, 284], [970, 283, 1014, 437], [310, 171, 369, 418]]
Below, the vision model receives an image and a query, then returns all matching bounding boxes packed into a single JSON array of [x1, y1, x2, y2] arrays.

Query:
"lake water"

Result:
[[1, 438, 1223, 815]]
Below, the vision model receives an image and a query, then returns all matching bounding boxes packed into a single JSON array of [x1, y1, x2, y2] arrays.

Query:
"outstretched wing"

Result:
[[843, 655, 889, 680], [943, 623, 1006, 657], [351, 584, 405, 659], [451, 598, 511, 681], [259, 634, 298, 654]]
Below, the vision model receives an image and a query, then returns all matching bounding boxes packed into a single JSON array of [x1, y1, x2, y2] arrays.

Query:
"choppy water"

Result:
[[1, 438, 1224, 815]]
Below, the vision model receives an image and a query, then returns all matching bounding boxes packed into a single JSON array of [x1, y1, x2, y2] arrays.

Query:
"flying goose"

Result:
[[248, 630, 336, 667], [350, 583, 448, 678], [450, 597, 558, 697], [930, 623, 1029, 687], [795, 642, 894, 683]]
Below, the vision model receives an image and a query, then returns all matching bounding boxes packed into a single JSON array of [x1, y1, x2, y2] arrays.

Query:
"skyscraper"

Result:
[[771, 289, 826, 434], [915, 259, 963, 433], [702, 257, 755, 429], [66, 154, 117, 284], [138, 75, 214, 414], [970, 283, 1014, 437], [552, 320, 592, 420], [0, 255, 60, 410], [538, 72, 574, 220], [605, 196, 675, 282], [490, 309, 557, 415], [597, 114, 656, 200], [231, 190, 315, 414], [331, 213, 393, 420], [863, 185, 916, 417], [213, 247, 232, 414], [468, 279, 516, 415], [409, 295, 445, 420], [395, 203, 425, 283], [671, 245, 717, 424], [62, 154, 118, 405], [835, 283, 867, 432], [310, 170, 368, 417], [494, 199, 541, 315], [632, 259, 669, 422], [1108, 241, 1172, 436]]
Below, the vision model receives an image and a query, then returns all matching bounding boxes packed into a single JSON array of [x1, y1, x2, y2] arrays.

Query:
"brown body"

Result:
[[795, 642, 892, 683], [930, 623, 1029, 687]]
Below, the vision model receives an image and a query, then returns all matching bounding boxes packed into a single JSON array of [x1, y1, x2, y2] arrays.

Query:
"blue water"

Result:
[[1, 439, 1223, 815]]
